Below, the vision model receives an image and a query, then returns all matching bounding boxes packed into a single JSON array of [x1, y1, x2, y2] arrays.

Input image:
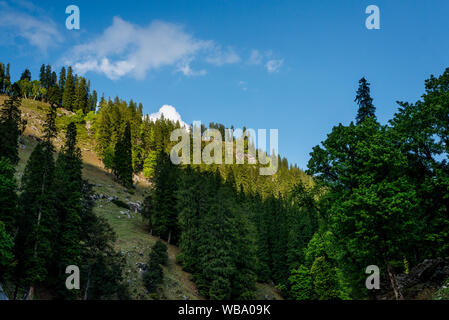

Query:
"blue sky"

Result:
[[1, 0, 449, 169]]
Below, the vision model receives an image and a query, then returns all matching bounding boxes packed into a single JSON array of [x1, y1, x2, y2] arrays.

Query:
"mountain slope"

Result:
[[6, 95, 282, 300]]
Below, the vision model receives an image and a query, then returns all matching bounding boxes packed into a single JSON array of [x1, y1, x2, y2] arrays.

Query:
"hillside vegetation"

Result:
[[4, 95, 282, 300]]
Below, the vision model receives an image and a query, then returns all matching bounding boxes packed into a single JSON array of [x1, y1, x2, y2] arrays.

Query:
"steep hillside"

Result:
[[5, 95, 282, 300]]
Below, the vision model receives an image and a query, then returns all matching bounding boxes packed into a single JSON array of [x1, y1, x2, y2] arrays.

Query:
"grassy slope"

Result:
[[4, 95, 282, 300]]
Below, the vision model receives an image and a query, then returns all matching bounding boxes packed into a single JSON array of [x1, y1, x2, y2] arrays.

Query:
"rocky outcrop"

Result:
[[127, 201, 142, 213], [393, 258, 449, 299]]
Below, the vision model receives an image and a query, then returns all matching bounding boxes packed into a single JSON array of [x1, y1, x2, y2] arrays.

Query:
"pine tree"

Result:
[[74, 77, 88, 113], [355, 77, 376, 124], [0, 158, 18, 236], [20, 69, 31, 81], [45, 65, 52, 90], [39, 64, 46, 88], [62, 67, 75, 111], [15, 142, 57, 299], [79, 183, 128, 300], [58, 67, 66, 93], [53, 122, 83, 299], [151, 151, 178, 243], [4, 63, 11, 95], [0, 221, 14, 282], [113, 122, 133, 188], [0, 84, 23, 164], [0, 63, 5, 93]]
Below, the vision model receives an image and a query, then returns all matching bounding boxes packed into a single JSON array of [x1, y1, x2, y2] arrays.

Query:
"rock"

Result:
[[393, 257, 449, 299], [127, 201, 142, 213], [136, 262, 147, 271]]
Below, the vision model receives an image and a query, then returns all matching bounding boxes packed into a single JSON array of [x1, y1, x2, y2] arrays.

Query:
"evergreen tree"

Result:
[[62, 67, 75, 111], [58, 67, 66, 93], [53, 122, 83, 299], [79, 183, 128, 300], [0, 158, 18, 236], [0, 63, 5, 93], [113, 122, 133, 188], [20, 69, 31, 81], [355, 77, 376, 124], [39, 64, 46, 89], [151, 151, 178, 243], [0, 84, 23, 164], [15, 142, 57, 300], [0, 221, 14, 282]]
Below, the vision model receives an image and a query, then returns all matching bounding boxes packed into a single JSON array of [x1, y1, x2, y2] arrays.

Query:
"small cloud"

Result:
[[0, 1, 63, 52], [248, 49, 263, 65], [205, 46, 241, 66], [265, 59, 284, 73], [177, 58, 207, 77], [148, 105, 188, 128], [238, 80, 248, 91]]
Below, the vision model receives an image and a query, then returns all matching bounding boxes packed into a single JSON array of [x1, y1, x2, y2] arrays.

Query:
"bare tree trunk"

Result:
[[84, 266, 92, 300], [167, 230, 171, 245], [386, 261, 403, 300]]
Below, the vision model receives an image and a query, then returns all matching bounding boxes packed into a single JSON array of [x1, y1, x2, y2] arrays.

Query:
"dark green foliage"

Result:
[[0, 221, 14, 281], [151, 151, 178, 243], [20, 69, 31, 82], [79, 183, 128, 300], [355, 77, 376, 124], [142, 259, 163, 293], [142, 240, 167, 293], [62, 67, 75, 111], [0, 158, 18, 235], [113, 122, 133, 188], [150, 240, 168, 266], [0, 85, 22, 163], [52, 122, 83, 299], [47, 85, 62, 108], [14, 142, 56, 295]]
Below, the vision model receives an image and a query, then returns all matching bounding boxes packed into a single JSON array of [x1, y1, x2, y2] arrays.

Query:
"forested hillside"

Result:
[[1, 61, 449, 300]]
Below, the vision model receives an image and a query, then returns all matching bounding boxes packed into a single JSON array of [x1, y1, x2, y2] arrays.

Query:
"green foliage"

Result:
[[0, 88, 22, 163], [113, 122, 133, 188], [288, 265, 313, 300], [150, 240, 168, 266], [142, 241, 167, 293], [0, 157, 18, 235], [310, 256, 339, 300], [355, 77, 376, 124], [0, 221, 14, 278], [52, 122, 83, 299], [142, 260, 163, 293]]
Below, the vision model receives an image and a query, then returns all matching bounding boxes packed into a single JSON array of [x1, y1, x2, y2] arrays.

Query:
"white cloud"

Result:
[[0, 1, 63, 52], [176, 58, 207, 77], [238, 80, 248, 91], [248, 49, 263, 65], [66, 17, 211, 80], [265, 59, 284, 73], [205, 46, 241, 66], [148, 105, 188, 128], [66, 17, 243, 80]]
